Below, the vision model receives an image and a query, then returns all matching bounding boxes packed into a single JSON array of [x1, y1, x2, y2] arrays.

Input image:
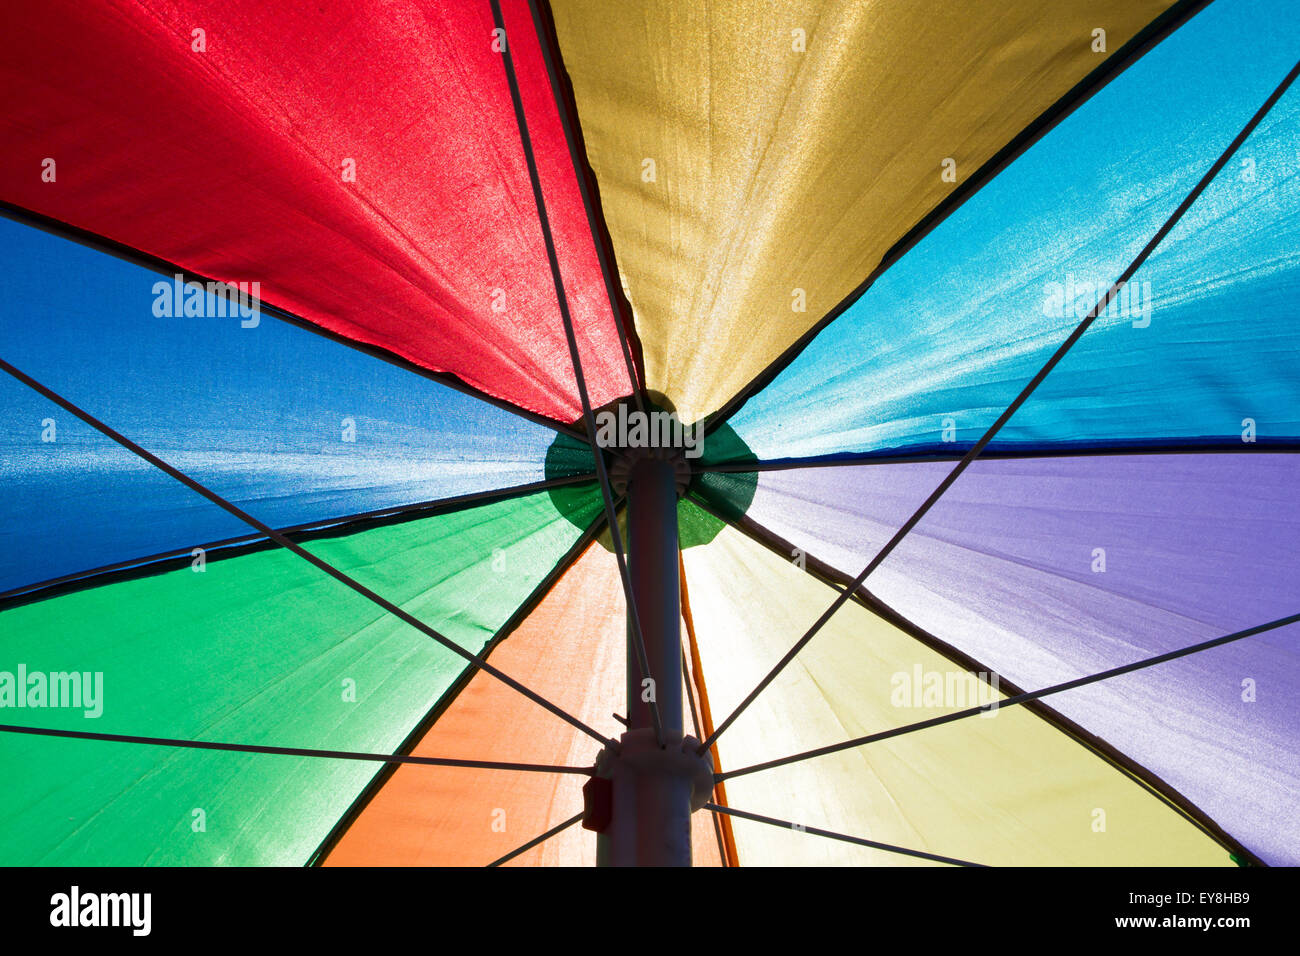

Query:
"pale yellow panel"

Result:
[[681, 517, 1231, 866], [552, 0, 1175, 423]]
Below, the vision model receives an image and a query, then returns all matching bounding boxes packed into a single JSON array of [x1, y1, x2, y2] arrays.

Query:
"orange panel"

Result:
[[324, 541, 723, 866]]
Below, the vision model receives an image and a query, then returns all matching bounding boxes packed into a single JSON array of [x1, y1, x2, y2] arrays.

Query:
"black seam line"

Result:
[[698, 57, 1300, 756], [0, 473, 597, 609], [306, 510, 610, 867], [685, 491, 1266, 867], [704, 804, 985, 867], [694, 443, 1300, 474], [0, 357, 612, 748], [527, 0, 647, 414], [717, 611, 1300, 784], [486, 811, 584, 867], [0, 201, 589, 445], [490, 0, 663, 747], [0, 724, 592, 775], [709, 495, 1265, 865], [700, 0, 1215, 436]]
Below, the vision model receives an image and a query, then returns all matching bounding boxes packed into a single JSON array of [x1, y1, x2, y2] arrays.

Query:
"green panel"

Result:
[[0, 484, 601, 865]]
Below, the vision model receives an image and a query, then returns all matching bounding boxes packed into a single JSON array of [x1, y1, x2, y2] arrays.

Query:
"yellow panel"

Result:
[[551, 0, 1175, 423], [679, 514, 1231, 865]]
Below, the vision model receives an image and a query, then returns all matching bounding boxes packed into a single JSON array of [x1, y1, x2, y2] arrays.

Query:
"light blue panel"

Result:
[[716, 0, 1300, 463], [0, 218, 590, 592]]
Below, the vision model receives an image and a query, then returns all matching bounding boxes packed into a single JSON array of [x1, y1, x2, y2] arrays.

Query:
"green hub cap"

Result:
[[545, 394, 757, 549]]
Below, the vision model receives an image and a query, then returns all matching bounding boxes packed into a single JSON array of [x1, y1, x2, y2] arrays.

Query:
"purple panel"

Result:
[[740, 453, 1300, 864]]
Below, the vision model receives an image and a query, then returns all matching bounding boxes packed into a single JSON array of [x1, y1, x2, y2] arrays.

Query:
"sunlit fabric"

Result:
[[717, 0, 1300, 461], [0, 0, 1295, 870], [551, 0, 1176, 423], [322, 542, 723, 866], [0, 487, 601, 864], [323, 541, 623, 867], [694, 454, 1300, 864], [0, 0, 631, 423], [0, 221, 594, 595], [678, 503, 1230, 866]]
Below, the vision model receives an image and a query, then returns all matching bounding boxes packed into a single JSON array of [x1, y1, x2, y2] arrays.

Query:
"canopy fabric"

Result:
[[714, 0, 1300, 461], [0, 0, 1295, 869], [677, 501, 1231, 866], [0, 219, 593, 595], [0, 0, 632, 423], [550, 0, 1178, 424], [0, 487, 601, 864], [322, 541, 723, 866], [692, 454, 1300, 864]]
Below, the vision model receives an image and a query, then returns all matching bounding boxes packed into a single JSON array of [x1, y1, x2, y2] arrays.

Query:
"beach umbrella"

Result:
[[0, 0, 1296, 867]]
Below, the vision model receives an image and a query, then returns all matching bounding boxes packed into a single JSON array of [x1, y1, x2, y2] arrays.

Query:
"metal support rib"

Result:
[[487, 812, 585, 867], [0, 723, 593, 775], [705, 804, 986, 867], [525, 0, 647, 416], [489, 0, 663, 747], [0, 357, 611, 747], [699, 58, 1300, 755], [599, 454, 690, 866], [0, 472, 597, 607], [718, 611, 1300, 782], [0, 200, 591, 444], [698, 0, 1214, 437]]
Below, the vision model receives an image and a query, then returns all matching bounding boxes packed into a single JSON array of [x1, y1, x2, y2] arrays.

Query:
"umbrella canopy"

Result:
[[0, 0, 1296, 866]]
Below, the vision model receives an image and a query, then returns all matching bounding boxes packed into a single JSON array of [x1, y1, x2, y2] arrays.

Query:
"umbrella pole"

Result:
[[599, 453, 692, 866]]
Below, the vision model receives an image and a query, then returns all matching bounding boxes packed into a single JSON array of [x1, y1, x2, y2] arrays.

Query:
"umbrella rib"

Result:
[[486, 811, 585, 867], [0, 472, 597, 608], [0, 201, 590, 445], [525, 0, 647, 416], [693, 442, 1300, 475], [699, 0, 1212, 437], [0, 357, 612, 748], [698, 58, 1300, 755], [684, 489, 1267, 863], [704, 804, 986, 867], [717, 610, 1300, 782], [490, 0, 663, 747], [306, 510, 611, 866], [0, 723, 592, 775]]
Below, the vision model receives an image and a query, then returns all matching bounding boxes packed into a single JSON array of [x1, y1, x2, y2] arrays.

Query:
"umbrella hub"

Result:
[[582, 729, 716, 866], [608, 443, 690, 498], [586, 394, 694, 497], [545, 394, 760, 546], [594, 729, 715, 804]]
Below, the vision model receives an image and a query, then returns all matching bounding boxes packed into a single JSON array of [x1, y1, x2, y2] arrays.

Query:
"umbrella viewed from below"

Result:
[[0, 0, 1296, 868]]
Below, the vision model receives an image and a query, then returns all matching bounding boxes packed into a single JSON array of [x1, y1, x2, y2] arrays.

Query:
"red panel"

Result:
[[0, 0, 629, 423]]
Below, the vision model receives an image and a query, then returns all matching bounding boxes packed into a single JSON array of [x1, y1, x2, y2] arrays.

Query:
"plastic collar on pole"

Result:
[[585, 730, 715, 831]]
